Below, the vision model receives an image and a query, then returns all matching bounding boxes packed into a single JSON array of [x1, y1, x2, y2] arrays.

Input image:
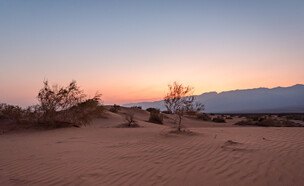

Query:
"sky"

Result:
[[0, 0, 304, 107]]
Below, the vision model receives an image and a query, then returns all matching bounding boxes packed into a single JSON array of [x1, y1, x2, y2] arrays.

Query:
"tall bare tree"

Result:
[[164, 81, 204, 131]]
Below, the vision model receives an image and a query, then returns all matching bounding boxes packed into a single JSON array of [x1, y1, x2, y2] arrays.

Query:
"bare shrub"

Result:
[[0, 80, 103, 130], [161, 110, 172, 114], [67, 94, 103, 126], [212, 116, 226, 123], [197, 113, 211, 121], [37, 80, 102, 128], [131, 106, 142, 110], [0, 103, 23, 122], [226, 116, 233, 119], [23, 105, 41, 123], [0, 104, 41, 131], [285, 114, 304, 121], [109, 104, 121, 113], [149, 109, 163, 124], [234, 120, 254, 126], [125, 109, 137, 127], [235, 118, 303, 127], [146, 107, 159, 112], [164, 81, 204, 131]]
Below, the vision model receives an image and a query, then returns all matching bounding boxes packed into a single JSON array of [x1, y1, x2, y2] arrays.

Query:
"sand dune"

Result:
[[1, 110, 304, 186]]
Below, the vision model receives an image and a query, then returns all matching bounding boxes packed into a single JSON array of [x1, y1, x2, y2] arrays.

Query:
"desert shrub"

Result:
[[186, 111, 197, 116], [125, 109, 137, 127], [23, 105, 41, 123], [0, 80, 103, 130], [68, 96, 104, 126], [37, 80, 102, 128], [131, 106, 142, 110], [285, 114, 304, 121], [244, 114, 267, 122], [0, 104, 23, 122], [164, 81, 204, 131], [235, 120, 254, 126], [197, 113, 211, 121], [186, 102, 204, 116], [109, 104, 121, 113], [161, 110, 172, 114], [37, 80, 85, 122], [256, 118, 278, 126], [149, 110, 163, 124], [235, 118, 303, 127], [0, 103, 4, 119], [256, 118, 301, 127], [0, 103, 42, 129], [280, 120, 301, 127], [212, 116, 226, 123], [146, 107, 160, 112]]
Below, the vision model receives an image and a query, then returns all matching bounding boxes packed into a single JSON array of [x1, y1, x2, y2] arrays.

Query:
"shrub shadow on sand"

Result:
[[115, 123, 141, 128], [160, 127, 198, 137]]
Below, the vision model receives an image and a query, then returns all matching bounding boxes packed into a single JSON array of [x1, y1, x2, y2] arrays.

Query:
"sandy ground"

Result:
[[1, 109, 304, 186]]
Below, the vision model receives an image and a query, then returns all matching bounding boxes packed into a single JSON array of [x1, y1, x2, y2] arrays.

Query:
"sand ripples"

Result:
[[1, 127, 304, 185]]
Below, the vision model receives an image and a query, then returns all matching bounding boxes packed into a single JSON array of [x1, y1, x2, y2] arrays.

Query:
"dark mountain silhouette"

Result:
[[124, 84, 304, 113]]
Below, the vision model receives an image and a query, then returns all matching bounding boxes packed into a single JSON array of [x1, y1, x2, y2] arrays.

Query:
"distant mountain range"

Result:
[[123, 84, 304, 113]]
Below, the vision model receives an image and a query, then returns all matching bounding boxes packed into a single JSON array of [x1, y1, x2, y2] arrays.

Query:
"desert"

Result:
[[1, 1, 304, 185], [1, 107, 304, 186]]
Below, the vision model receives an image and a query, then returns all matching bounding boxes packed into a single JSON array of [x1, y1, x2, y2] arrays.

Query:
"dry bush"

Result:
[[125, 109, 137, 127], [235, 118, 303, 127], [37, 80, 103, 128], [243, 114, 267, 122], [197, 113, 211, 121], [109, 104, 121, 113], [1, 80, 103, 130], [0, 104, 41, 131], [212, 116, 226, 123], [67, 96, 104, 126], [161, 110, 172, 114], [146, 107, 159, 112], [149, 109, 163, 124], [285, 114, 304, 121], [257, 118, 302, 127], [186, 102, 204, 116], [234, 120, 254, 126], [164, 81, 204, 131], [131, 106, 142, 110], [226, 116, 233, 119], [0, 104, 23, 122]]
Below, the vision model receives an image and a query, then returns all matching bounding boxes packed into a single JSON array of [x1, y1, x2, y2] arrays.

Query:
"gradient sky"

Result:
[[1, 0, 304, 107]]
